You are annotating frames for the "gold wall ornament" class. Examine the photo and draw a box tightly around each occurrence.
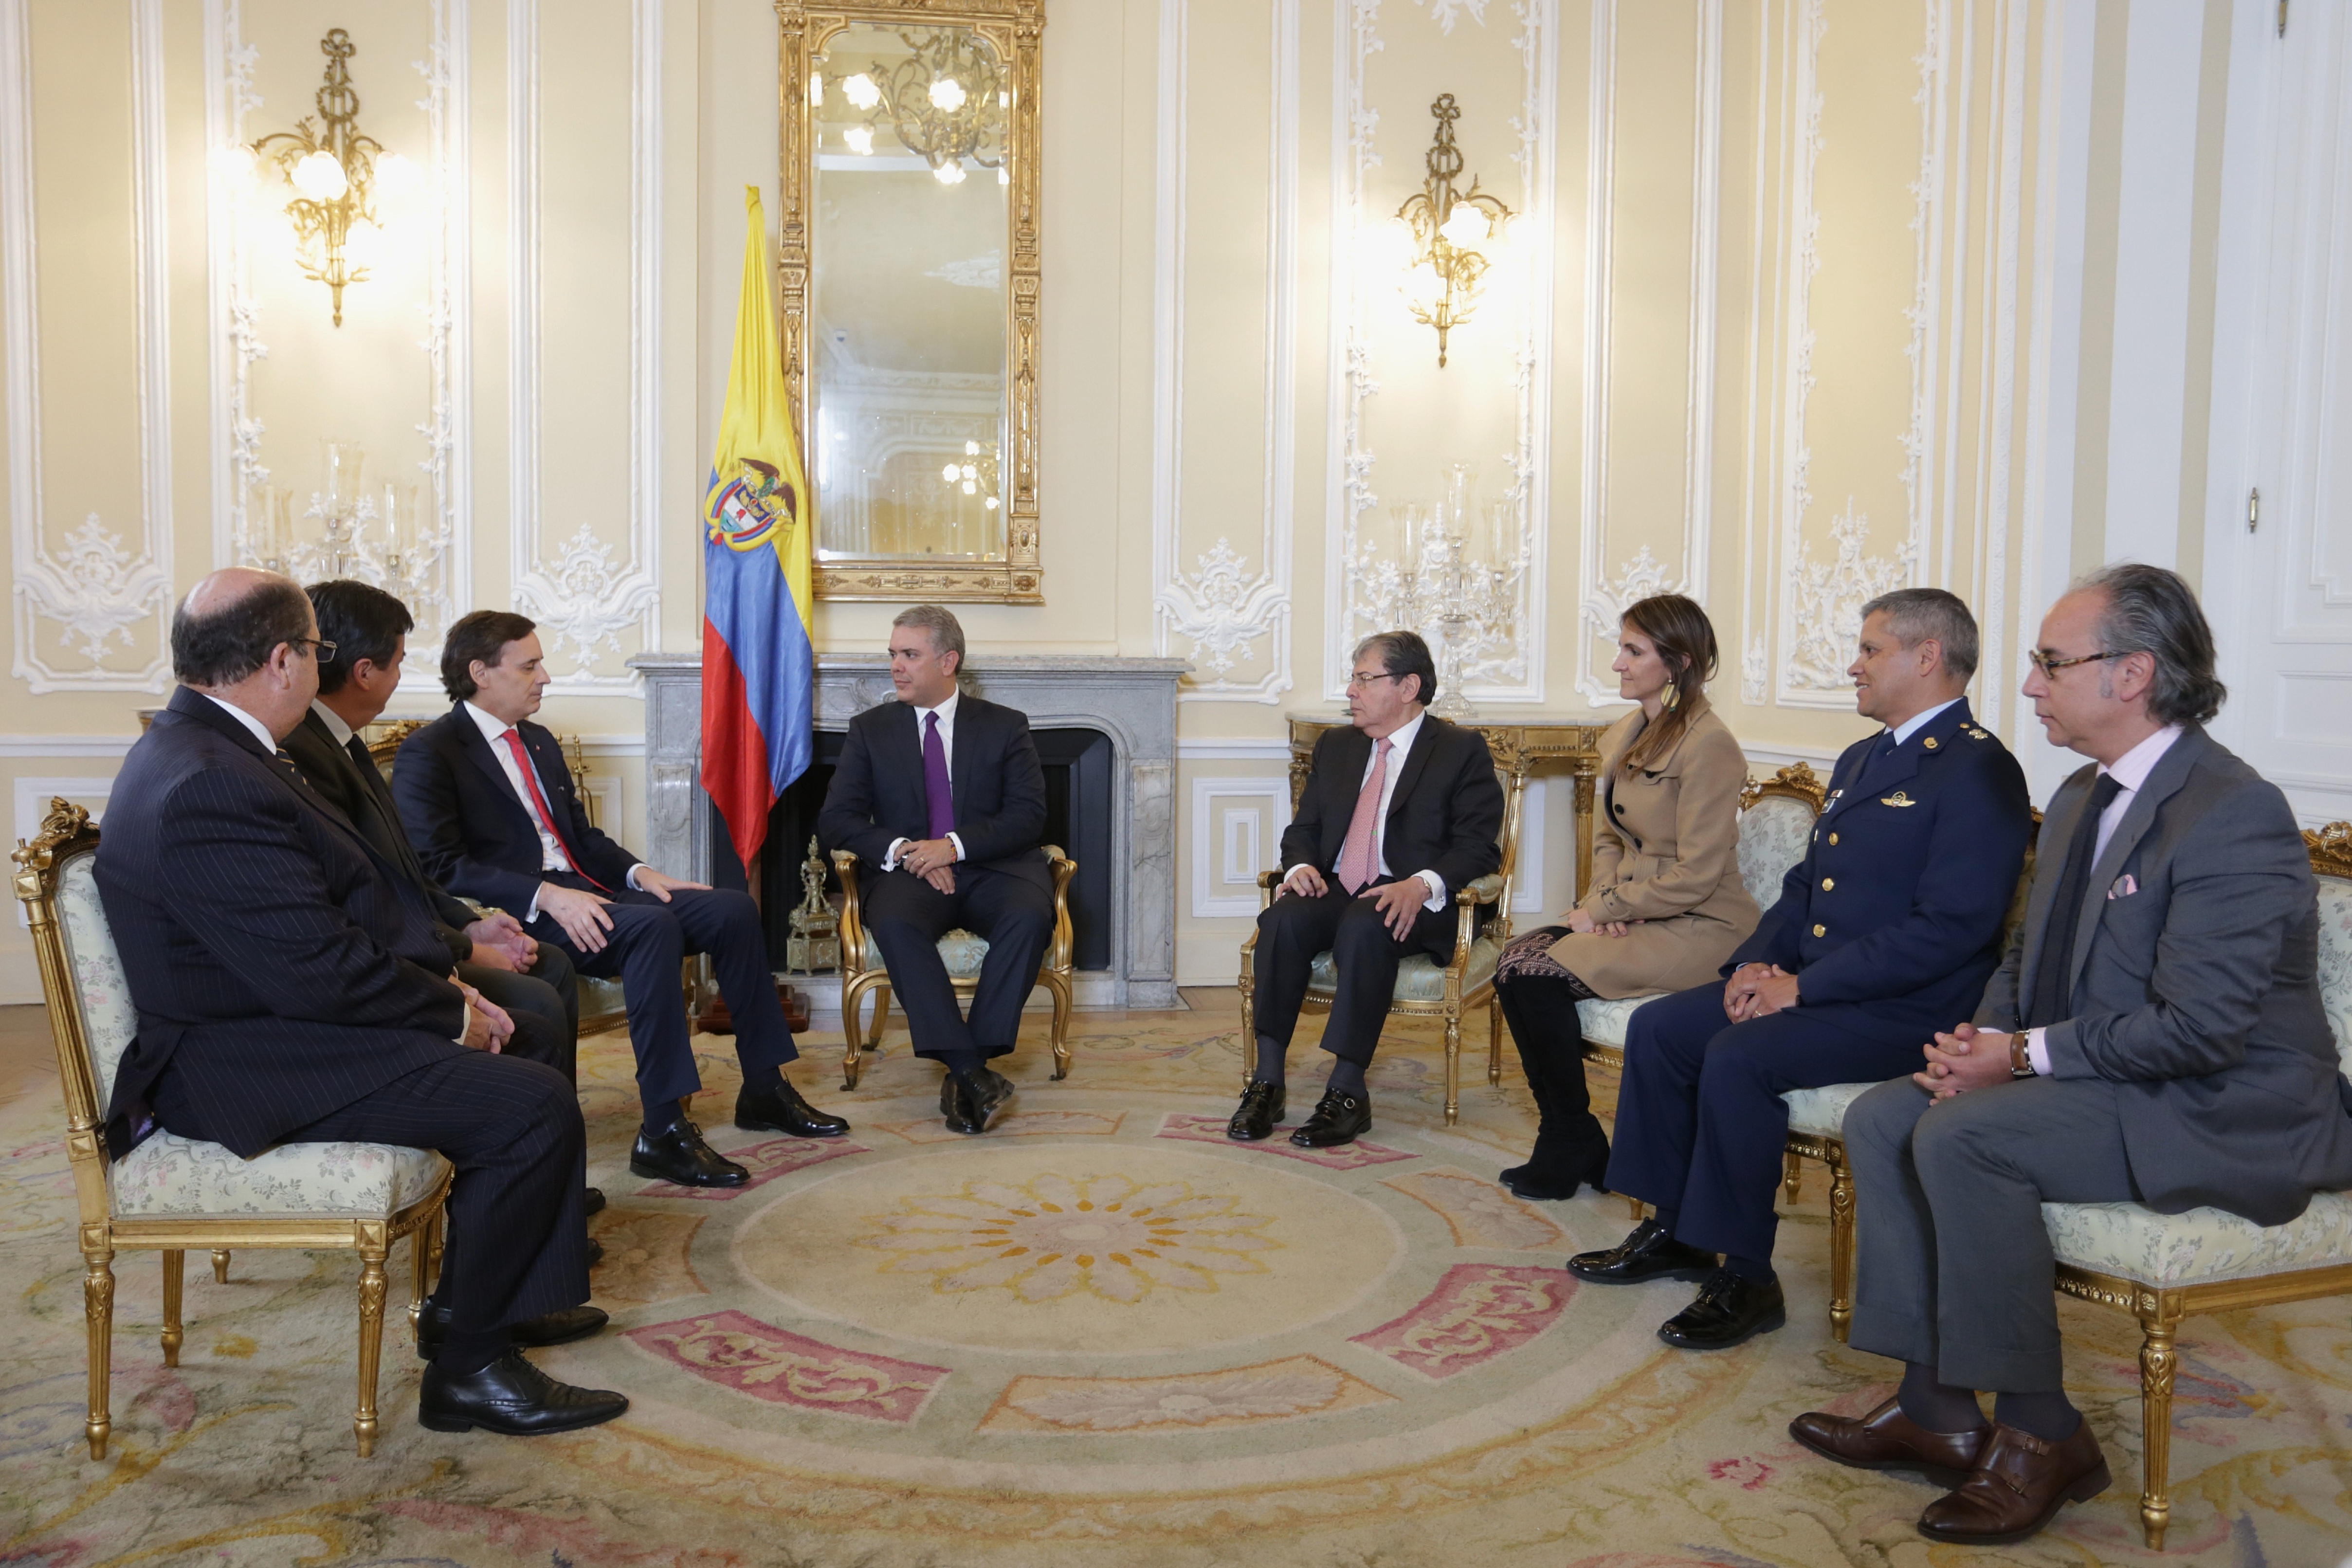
[1392,93,1514,368]
[779,0,1045,604]
[249,29,417,327]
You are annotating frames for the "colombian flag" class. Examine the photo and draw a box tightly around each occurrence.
[701,186,814,872]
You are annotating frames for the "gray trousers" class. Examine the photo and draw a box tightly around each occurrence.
[1845,1074,2138,1392]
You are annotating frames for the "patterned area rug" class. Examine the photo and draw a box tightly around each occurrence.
[3,1003,2349,1567]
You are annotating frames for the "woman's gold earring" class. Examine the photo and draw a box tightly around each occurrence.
[1660,681,1681,711]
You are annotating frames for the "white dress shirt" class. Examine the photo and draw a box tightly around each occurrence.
[463,701,647,915]
[310,697,357,747]
[1283,710,1448,910]
[202,693,281,754]
[1887,696,1963,748]
[2022,723,2185,1074]
[884,689,968,871]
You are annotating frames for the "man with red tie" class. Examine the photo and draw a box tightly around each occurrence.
[395,610,848,1188]
[816,606,1055,1134]
[1233,631,1504,1149]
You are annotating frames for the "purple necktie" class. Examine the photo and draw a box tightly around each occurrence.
[923,711,954,840]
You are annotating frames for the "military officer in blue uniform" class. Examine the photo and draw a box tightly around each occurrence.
[1570,587,2032,1350]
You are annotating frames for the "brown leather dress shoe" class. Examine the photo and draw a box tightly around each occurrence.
[1917,1420,2111,1545]
[1788,1397,1989,1487]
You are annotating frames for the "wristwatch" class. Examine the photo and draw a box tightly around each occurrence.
[2008,1034,2036,1079]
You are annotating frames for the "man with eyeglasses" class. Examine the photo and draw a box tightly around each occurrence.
[1794,564,2352,1546]
[96,569,626,1439]
[1233,630,1504,1148]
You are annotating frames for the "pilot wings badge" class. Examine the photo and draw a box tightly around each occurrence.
[1878,789,1918,807]
[707,456,795,553]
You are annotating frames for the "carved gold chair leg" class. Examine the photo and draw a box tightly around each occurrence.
[211,1249,230,1284]
[82,1245,113,1460]
[1825,1144,1856,1344]
[1236,954,1258,1095]
[838,971,889,1090]
[1485,995,1503,1086]
[1046,972,1073,1080]
[353,1233,389,1459]
[2135,1295,2184,1550]
[1442,1014,1462,1126]
[408,1208,441,1333]
[160,1249,184,1368]
[1783,1149,1804,1204]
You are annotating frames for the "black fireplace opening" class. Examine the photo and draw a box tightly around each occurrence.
[707,726,1116,974]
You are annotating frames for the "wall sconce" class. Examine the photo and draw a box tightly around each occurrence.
[823,28,1009,188]
[250,28,416,327]
[1393,93,1513,368]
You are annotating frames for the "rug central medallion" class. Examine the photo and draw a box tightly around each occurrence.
[853,1171,1280,1304]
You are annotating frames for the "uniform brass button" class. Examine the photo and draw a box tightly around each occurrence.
[1811,923,1826,937]
[1828,832,1839,845]
[1924,735,1939,750]
[1821,877,1835,891]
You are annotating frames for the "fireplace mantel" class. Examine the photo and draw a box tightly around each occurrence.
[628,653,1187,1008]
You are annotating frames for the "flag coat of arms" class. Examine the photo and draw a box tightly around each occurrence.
[701,186,814,873]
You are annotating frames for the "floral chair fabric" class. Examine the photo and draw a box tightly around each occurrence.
[1308,937,1502,1004]
[2042,1190,2352,1288]
[55,847,452,1222]
[1781,1079,1877,1139]
[1577,787,1823,1050]
[865,929,996,981]
[2313,875,2352,1071]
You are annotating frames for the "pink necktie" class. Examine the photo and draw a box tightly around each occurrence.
[1336,737,1392,894]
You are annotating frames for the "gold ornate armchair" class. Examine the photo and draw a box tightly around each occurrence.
[1235,746,1533,1127]
[12,802,450,1459]
[830,846,1079,1089]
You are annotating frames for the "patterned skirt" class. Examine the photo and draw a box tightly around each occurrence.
[1493,926,1598,997]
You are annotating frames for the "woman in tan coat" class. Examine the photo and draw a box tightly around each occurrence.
[1494,594,1759,1200]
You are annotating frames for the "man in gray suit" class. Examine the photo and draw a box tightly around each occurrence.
[1787,563,2352,1546]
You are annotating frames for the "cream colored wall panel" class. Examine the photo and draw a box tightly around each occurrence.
[1153,0,1297,704]
[5,0,173,693]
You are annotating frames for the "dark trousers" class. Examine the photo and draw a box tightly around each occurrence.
[861,866,1053,1061]
[459,940,576,1083]
[283,1051,586,1337]
[529,878,795,1109]
[1251,886,1456,1066]
[1605,982,1922,1262]
[1495,968,1609,1175]
[1846,1076,2138,1392]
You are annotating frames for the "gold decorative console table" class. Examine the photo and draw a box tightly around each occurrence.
[1284,715,1614,900]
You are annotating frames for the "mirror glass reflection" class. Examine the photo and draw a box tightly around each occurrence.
[811,22,1009,562]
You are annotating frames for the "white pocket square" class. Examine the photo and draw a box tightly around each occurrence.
[2106,874,2138,900]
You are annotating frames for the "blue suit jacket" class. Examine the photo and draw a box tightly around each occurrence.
[394,706,643,911]
[1728,697,2032,1040]
[95,688,467,1159]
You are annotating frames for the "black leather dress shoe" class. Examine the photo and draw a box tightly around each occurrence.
[629,1118,749,1186]
[947,1068,1015,1133]
[1566,1217,1717,1284]
[585,1237,603,1269]
[416,1301,610,1362]
[1290,1088,1371,1148]
[582,1186,605,1218]
[1657,1268,1787,1349]
[735,1077,850,1138]
[1227,1081,1286,1141]
[418,1349,629,1436]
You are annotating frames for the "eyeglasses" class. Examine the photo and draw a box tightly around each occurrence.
[291,638,339,663]
[1346,671,1404,689]
[2025,647,2130,678]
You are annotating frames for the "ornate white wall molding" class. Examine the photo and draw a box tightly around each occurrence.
[1766,0,1827,707]
[508,0,662,691]
[1151,0,1297,703]
[1188,775,1291,918]
[414,0,474,640]
[5,0,174,694]
[1328,0,1552,704]
[1784,500,1914,691]
[204,0,261,570]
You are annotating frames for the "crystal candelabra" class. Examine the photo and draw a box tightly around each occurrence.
[1348,464,1529,719]
[240,440,450,620]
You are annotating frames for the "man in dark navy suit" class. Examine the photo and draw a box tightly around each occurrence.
[99,568,623,1436]
[1573,588,2032,1351]
[395,611,848,1190]
[817,605,1053,1134]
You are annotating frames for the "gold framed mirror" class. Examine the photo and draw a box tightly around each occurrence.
[778,0,1044,603]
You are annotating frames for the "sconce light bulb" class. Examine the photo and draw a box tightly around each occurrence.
[292,149,349,201]
[934,161,967,186]
[842,73,882,111]
[962,480,977,495]
[842,125,874,156]
[943,462,963,482]
[929,77,967,112]
[965,440,980,455]
[213,144,258,185]
[984,496,1000,510]
[1439,203,1488,248]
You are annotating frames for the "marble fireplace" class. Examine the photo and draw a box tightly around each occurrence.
[628,653,1187,1009]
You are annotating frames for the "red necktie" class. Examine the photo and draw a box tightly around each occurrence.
[501,728,610,893]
